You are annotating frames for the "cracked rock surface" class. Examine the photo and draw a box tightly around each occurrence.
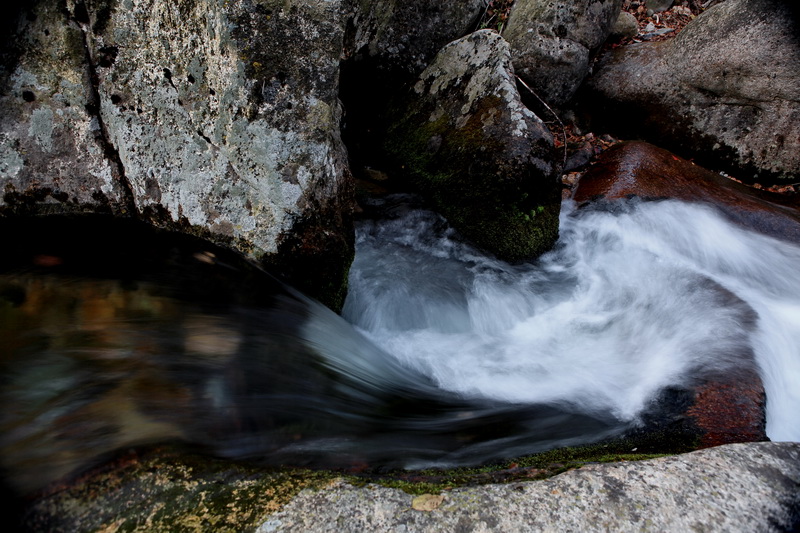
[0,0,354,308]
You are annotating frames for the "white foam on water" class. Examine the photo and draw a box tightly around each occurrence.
[343,197,800,440]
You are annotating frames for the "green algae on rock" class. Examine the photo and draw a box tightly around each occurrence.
[385,30,560,261]
[21,447,336,533]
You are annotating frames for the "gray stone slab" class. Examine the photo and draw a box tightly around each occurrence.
[258,442,800,532]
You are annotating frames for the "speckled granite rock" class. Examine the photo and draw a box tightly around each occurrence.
[0,2,127,215]
[257,442,800,532]
[342,0,484,78]
[384,30,560,260]
[503,0,623,108]
[584,0,800,184]
[0,0,354,308]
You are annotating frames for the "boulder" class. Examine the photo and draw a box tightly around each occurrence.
[384,30,561,261]
[610,10,640,40]
[503,0,623,108]
[573,141,800,244]
[584,0,800,184]
[20,442,800,532]
[0,0,355,309]
[257,443,800,532]
[646,0,674,14]
[342,0,485,78]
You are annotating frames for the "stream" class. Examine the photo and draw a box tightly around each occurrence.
[1,196,798,495]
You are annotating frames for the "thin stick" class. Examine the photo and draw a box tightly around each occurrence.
[515,75,567,170]
[476,0,492,30]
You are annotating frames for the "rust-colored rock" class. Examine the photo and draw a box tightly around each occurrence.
[687,369,768,448]
[573,141,779,447]
[574,141,800,244]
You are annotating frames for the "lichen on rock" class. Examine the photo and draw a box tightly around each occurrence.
[20,446,336,533]
[0,1,125,214]
[0,0,356,309]
[584,0,800,184]
[385,29,560,261]
[503,0,624,108]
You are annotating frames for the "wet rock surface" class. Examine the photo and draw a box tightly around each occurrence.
[585,0,800,183]
[384,30,560,261]
[573,141,800,244]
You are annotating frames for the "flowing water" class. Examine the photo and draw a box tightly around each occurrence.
[345,195,800,443]
[1,196,799,494]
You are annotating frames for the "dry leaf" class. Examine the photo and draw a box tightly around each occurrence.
[411,494,445,512]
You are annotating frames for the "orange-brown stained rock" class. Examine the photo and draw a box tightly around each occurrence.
[574,141,777,447]
[574,141,800,244]
[687,369,768,448]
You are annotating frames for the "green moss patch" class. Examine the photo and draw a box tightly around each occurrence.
[385,94,560,261]
[23,446,336,533]
[348,437,677,496]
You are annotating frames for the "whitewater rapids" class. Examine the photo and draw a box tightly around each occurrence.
[344,195,800,442]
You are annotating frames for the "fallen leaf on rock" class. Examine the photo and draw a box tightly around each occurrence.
[412,494,445,511]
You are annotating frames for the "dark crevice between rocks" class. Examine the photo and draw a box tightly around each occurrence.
[338,6,490,202]
[70,1,137,218]
[338,57,407,182]
[0,3,39,96]
[268,185,356,313]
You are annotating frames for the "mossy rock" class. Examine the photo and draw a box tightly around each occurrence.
[20,446,336,533]
[385,30,560,261]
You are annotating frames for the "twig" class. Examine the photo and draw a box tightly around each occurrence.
[515,75,568,170]
[476,0,492,30]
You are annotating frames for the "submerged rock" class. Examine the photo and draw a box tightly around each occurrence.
[384,30,560,261]
[584,0,800,184]
[0,0,354,309]
[572,142,792,448]
[503,0,623,108]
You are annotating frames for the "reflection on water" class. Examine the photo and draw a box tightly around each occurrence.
[1,275,212,492]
